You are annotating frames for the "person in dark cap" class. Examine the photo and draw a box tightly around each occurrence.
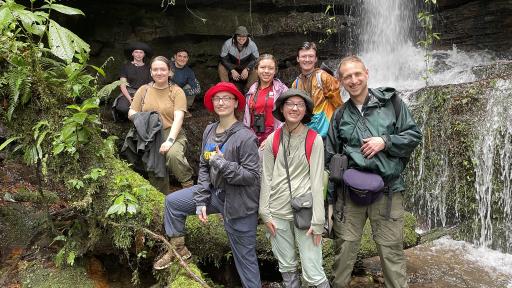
[154,82,261,288]
[218,26,259,92]
[113,42,152,121]
[259,88,330,288]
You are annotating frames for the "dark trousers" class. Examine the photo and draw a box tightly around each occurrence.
[164,185,261,288]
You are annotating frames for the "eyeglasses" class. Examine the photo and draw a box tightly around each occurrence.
[212,96,236,103]
[284,101,306,110]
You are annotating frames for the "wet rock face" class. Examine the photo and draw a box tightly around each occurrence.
[435,0,512,51]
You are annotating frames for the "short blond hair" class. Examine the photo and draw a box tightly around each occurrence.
[337,55,367,77]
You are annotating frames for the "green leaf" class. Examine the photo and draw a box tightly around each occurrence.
[48,20,75,61]
[0,7,14,30]
[106,205,119,216]
[0,136,21,151]
[124,193,137,203]
[53,235,67,242]
[114,195,125,205]
[41,4,84,16]
[71,112,88,125]
[66,250,76,265]
[89,65,106,77]
[66,104,81,111]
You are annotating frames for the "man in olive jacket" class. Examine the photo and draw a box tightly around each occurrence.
[325,56,422,288]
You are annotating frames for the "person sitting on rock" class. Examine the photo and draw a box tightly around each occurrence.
[127,56,194,192]
[171,48,201,109]
[218,26,259,92]
[112,42,152,121]
[153,82,261,288]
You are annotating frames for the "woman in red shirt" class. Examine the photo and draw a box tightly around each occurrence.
[243,54,288,145]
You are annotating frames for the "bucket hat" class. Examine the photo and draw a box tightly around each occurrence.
[204,82,245,112]
[234,26,249,36]
[124,42,153,60]
[272,88,313,124]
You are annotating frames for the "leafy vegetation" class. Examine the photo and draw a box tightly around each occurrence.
[417,0,440,85]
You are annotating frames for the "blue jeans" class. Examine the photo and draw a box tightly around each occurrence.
[163,185,261,288]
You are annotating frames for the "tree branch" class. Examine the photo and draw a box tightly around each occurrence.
[106,221,210,288]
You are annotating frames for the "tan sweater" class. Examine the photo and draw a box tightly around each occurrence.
[259,127,325,234]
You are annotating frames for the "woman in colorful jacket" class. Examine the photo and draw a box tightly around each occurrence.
[154,82,261,288]
[243,54,288,145]
[259,88,329,288]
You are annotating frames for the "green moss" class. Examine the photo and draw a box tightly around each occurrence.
[168,262,206,288]
[19,261,95,288]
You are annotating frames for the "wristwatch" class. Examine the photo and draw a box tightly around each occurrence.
[167,138,175,145]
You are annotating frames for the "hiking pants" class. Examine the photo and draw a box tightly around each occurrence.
[217,63,258,92]
[163,185,261,288]
[332,192,407,288]
[266,217,328,286]
[149,129,193,192]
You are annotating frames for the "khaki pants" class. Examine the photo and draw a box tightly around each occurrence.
[218,63,258,92]
[266,218,328,286]
[332,192,407,288]
[148,128,193,194]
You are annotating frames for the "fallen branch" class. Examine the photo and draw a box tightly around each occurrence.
[106,221,210,288]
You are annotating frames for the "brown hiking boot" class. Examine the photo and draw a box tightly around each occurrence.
[153,236,191,270]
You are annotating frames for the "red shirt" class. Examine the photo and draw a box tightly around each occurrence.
[249,85,274,144]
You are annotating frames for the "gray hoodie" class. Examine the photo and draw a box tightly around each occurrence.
[194,121,260,220]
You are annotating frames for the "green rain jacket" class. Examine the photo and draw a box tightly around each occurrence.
[325,87,422,197]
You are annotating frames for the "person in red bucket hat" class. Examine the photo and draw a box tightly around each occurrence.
[154,82,261,288]
[203,82,245,112]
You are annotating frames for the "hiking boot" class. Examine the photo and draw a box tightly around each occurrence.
[153,236,192,270]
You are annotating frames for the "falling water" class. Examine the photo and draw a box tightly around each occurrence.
[473,79,512,252]
[358,0,422,89]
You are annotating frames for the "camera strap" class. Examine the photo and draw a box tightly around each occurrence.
[251,85,271,119]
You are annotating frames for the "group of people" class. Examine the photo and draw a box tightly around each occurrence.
[119,25,422,288]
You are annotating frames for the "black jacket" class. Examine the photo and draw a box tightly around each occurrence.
[121,112,167,177]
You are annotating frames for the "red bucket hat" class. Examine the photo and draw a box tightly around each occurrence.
[204,82,245,112]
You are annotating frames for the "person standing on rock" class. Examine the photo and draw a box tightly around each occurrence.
[259,88,330,288]
[325,55,422,288]
[154,82,261,288]
[218,26,259,92]
[292,41,342,138]
[171,48,201,109]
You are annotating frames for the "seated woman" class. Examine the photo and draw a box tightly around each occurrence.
[243,54,288,145]
[259,89,329,288]
[128,56,194,192]
[153,82,261,288]
[113,42,152,121]
[170,48,201,109]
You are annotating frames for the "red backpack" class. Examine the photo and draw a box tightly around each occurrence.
[272,127,318,164]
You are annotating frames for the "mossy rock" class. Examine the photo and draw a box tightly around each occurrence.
[185,211,418,277]
[18,261,95,288]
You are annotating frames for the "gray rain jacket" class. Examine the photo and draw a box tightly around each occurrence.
[195,121,260,220]
[121,111,167,177]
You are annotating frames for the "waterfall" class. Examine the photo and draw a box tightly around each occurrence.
[358,0,424,89]
[473,79,512,252]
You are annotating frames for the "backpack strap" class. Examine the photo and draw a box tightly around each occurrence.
[293,77,299,89]
[390,92,401,120]
[272,127,282,160]
[305,128,317,164]
[315,71,323,90]
[272,127,317,165]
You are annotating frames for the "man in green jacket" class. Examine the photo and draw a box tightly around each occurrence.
[325,56,422,288]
